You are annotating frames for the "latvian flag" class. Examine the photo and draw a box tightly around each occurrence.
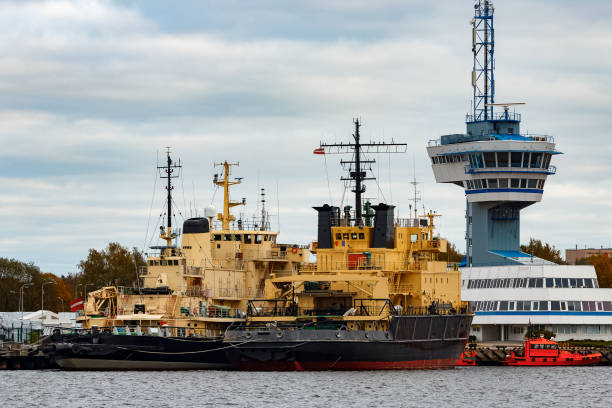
[70,297,84,312]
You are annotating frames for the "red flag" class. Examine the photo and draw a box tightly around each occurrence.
[313,147,325,155]
[70,297,84,312]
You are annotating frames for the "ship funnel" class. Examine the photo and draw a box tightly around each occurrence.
[313,204,336,249]
[371,203,395,249]
[183,217,210,234]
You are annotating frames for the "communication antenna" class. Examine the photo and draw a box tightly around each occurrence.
[471,0,495,121]
[157,147,182,246]
[315,118,407,226]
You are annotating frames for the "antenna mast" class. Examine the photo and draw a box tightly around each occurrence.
[471,0,495,122]
[316,118,407,226]
[158,147,182,246]
[213,161,245,230]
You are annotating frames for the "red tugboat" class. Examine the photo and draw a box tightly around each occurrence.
[502,337,601,366]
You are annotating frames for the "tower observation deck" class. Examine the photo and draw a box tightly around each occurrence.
[426,0,561,267]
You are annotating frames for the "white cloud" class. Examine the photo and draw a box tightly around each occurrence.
[1,0,611,272]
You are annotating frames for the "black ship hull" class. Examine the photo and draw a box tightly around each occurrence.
[51,331,232,370]
[224,314,473,371]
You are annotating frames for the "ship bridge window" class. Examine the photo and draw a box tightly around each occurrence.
[244,234,252,244]
[585,279,594,288]
[213,234,222,241]
[351,233,358,240]
[520,179,527,188]
[359,233,365,239]
[527,179,538,189]
[554,278,562,288]
[568,301,581,311]
[539,301,549,310]
[569,278,577,288]
[510,178,520,188]
[483,152,496,168]
[343,233,349,240]
[497,152,509,167]
[511,152,523,168]
[545,278,553,288]
[336,233,342,240]
[498,178,508,188]
[161,260,167,266]
[499,301,509,311]
[234,234,242,241]
[255,235,262,244]
[487,179,498,189]
[543,153,552,169]
[224,234,232,241]
[410,234,418,243]
[551,301,561,311]
[603,301,612,311]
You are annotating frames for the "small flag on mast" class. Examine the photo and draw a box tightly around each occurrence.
[313,148,325,155]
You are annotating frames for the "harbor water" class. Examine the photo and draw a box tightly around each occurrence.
[1,367,610,407]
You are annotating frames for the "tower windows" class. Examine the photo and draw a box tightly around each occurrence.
[511,152,522,167]
[483,152,496,168]
[497,152,509,167]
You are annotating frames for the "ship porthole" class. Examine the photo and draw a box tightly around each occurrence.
[365,333,369,339]
[276,332,283,339]
[245,332,252,339]
[336,332,341,338]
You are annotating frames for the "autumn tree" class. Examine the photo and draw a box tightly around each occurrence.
[520,238,564,264]
[444,241,465,263]
[77,242,146,291]
[577,255,612,288]
[0,258,42,312]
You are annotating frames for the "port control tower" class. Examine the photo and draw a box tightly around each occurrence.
[426,0,561,267]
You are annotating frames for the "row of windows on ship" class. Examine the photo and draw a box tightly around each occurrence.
[471,300,612,313]
[211,233,276,244]
[432,151,553,170]
[464,277,599,289]
[464,177,545,190]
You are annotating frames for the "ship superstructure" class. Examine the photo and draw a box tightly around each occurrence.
[426,0,561,267]
[224,120,472,370]
[79,151,309,337]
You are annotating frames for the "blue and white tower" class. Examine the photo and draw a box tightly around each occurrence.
[427,0,561,267]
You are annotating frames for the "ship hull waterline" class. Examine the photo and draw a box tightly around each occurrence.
[228,339,466,371]
[52,334,233,371]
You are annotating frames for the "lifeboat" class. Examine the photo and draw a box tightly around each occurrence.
[502,337,601,366]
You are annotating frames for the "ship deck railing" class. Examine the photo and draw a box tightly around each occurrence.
[51,326,226,339]
[246,298,397,319]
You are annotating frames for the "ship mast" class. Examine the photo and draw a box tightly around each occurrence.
[213,161,244,230]
[317,118,407,226]
[158,147,181,246]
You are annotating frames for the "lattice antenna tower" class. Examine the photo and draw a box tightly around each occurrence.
[471,0,495,122]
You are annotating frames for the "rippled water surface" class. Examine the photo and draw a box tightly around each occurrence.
[1,367,610,407]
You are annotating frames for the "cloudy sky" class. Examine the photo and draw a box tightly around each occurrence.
[1,0,611,276]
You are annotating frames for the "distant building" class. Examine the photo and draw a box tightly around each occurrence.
[566,248,612,265]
